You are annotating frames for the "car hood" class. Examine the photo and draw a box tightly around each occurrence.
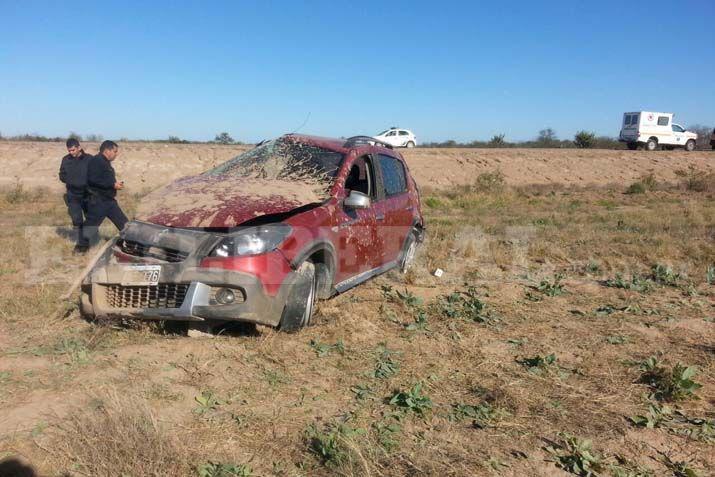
[135,174,328,228]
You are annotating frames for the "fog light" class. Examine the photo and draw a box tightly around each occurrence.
[215,288,235,305]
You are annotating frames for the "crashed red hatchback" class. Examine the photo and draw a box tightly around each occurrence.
[80,134,425,331]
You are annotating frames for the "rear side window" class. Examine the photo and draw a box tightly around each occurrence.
[399,130,409,136]
[657,116,669,126]
[378,154,407,196]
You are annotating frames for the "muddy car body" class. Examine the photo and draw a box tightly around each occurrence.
[80,134,424,331]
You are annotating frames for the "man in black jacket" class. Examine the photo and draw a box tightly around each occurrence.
[58,138,91,253]
[83,140,128,246]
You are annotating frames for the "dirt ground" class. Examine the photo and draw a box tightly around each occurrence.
[0,144,713,476]
[1,141,713,193]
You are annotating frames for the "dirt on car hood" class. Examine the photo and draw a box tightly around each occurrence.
[136,174,328,228]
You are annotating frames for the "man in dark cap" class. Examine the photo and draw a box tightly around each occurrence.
[58,138,92,253]
[83,140,128,246]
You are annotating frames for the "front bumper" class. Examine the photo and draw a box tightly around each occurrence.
[84,266,294,326]
[81,222,297,327]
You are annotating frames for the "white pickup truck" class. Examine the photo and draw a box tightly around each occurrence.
[619,111,697,151]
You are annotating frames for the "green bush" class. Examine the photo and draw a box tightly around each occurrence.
[625,182,646,194]
[474,170,505,192]
[574,131,596,149]
[489,133,506,147]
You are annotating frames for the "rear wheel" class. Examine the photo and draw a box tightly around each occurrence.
[627,142,638,150]
[645,138,658,151]
[279,261,317,332]
[684,140,696,152]
[406,141,415,148]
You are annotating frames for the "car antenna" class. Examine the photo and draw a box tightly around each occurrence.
[289,112,311,135]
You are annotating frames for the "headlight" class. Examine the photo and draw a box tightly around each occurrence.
[209,224,292,257]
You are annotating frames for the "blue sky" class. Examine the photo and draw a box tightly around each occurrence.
[1,0,713,142]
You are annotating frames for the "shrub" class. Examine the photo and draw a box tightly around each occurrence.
[675,165,715,192]
[489,133,506,147]
[573,131,596,149]
[474,170,505,192]
[423,197,444,208]
[197,462,252,477]
[306,421,365,467]
[545,433,604,476]
[625,182,646,194]
[639,357,701,401]
[389,383,432,416]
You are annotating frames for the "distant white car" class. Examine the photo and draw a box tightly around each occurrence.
[619,111,698,151]
[374,128,417,148]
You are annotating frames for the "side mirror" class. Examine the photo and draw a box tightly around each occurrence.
[344,190,371,209]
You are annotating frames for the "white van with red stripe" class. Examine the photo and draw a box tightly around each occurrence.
[619,111,697,151]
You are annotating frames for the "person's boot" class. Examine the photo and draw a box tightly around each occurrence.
[73,244,89,254]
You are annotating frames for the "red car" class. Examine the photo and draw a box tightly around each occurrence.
[80,134,425,331]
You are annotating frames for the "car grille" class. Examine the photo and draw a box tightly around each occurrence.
[104,283,190,309]
[118,239,189,263]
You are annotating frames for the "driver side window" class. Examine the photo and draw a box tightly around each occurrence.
[344,156,376,198]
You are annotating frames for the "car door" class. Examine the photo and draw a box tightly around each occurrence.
[334,155,383,285]
[672,124,685,146]
[375,153,413,264]
[383,130,398,147]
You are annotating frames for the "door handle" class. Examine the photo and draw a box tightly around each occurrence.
[404,206,413,211]
[376,214,385,221]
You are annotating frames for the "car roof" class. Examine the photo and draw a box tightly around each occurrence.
[284,133,398,156]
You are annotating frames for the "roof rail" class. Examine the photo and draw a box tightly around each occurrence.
[343,135,393,149]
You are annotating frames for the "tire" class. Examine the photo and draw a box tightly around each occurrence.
[684,140,695,152]
[406,141,415,148]
[627,142,638,150]
[645,138,658,151]
[79,290,95,321]
[279,261,317,332]
[399,231,419,273]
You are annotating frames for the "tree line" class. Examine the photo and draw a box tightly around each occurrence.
[1,127,712,149]
[421,126,714,149]
[0,131,242,145]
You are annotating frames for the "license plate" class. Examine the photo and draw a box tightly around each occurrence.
[121,265,161,286]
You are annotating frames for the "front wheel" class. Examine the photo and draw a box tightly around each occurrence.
[405,141,415,148]
[279,261,317,332]
[399,232,419,273]
[684,140,696,152]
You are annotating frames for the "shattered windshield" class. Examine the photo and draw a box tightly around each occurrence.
[207,138,344,181]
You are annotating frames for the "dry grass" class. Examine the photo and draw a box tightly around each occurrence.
[52,391,190,477]
[0,180,713,476]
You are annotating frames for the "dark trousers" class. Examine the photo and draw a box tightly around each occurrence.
[83,196,128,246]
[64,193,89,247]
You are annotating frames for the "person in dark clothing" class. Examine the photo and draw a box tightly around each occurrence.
[58,138,92,253]
[83,140,128,246]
